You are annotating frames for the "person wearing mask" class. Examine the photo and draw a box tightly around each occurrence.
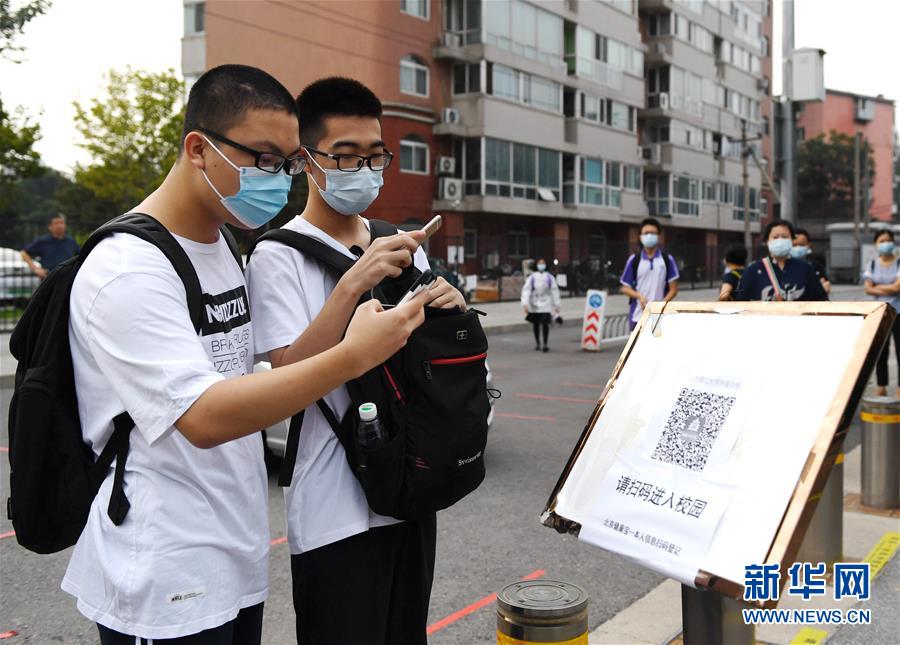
[718,243,747,301]
[736,219,827,302]
[61,65,427,645]
[791,227,832,294]
[245,77,463,645]
[21,214,80,278]
[619,218,679,329]
[521,258,561,352]
[863,229,900,397]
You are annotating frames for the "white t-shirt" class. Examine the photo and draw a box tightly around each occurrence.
[62,232,269,639]
[245,216,429,555]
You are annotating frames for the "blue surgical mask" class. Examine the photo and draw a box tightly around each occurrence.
[537,263,547,272]
[641,233,659,248]
[768,238,793,258]
[201,137,291,228]
[790,245,810,259]
[307,152,383,216]
[878,241,896,256]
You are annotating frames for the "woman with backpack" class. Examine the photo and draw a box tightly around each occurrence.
[521,258,561,352]
[863,229,900,397]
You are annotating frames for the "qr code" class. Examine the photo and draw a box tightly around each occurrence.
[651,388,736,472]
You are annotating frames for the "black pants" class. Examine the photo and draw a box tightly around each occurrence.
[876,315,900,386]
[97,602,264,645]
[291,515,437,645]
[531,313,551,347]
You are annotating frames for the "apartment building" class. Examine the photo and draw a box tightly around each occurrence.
[182,0,771,285]
[795,90,896,242]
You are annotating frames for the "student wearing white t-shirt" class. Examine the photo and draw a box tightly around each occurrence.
[63,66,428,645]
[245,77,466,645]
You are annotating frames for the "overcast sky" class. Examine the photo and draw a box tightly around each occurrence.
[1,0,897,173]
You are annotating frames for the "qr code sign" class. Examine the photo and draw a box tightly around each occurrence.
[651,388,736,472]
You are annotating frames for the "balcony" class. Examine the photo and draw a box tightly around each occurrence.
[433,30,483,62]
[645,93,705,120]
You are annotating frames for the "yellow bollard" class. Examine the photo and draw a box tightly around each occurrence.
[497,580,588,644]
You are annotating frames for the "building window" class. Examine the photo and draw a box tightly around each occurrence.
[507,226,529,258]
[184,2,204,35]
[453,63,481,94]
[625,165,642,191]
[400,55,429,97]
[487,64,561,113]
[400,0,429,20]
[484,0,562,68]
[464,226,477,258]
[482,137,560,200]
[399,136,429,174]
[672,174,700,216]
[568,156,624,208]
[645,174,670,215]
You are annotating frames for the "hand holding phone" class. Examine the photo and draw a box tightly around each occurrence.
[421,215,442,241]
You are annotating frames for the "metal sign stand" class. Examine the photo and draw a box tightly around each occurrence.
[681,585,755,645]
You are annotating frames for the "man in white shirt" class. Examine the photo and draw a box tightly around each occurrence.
[64,65,428,645]
[245,77,465,645]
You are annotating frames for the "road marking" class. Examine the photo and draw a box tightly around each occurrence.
[270,536,287,546]
[0,531,15,540]
[0,630,18,639]
[516,393,596,404]
[862,531,899,579]
[426,569,546,636]
[789,627,828,644]
[494,412,556,422]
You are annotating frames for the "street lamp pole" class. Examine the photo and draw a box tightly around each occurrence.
[742,119,752,254]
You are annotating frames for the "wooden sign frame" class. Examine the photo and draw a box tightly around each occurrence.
[541,301,894,607]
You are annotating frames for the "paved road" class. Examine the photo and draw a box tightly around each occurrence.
[0,325,658,643]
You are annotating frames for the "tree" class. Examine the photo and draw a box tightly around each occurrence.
[72,67,184,217]
[797,130,875,222]
[0,0,49,183]
[0,0,50,61]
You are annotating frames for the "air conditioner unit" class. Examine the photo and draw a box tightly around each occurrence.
[441,32,461,48]
[438,177,463,201]
[654,42,667,55]
[658,92,669,109]
[642,145,660,164]
[856,98,875,122]
[636,145,644,160]
[436,156,456,176]
[757,77,769,92]
[441,107,461,124]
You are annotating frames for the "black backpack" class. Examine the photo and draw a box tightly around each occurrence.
[7,213,241,554]
[248,221,490,519]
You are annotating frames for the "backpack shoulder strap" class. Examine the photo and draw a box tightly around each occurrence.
[220,225,243,270]
[86,213,204,334]
[368,219,399,241]
[250,228,356,277]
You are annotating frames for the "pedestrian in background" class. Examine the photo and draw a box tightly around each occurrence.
[20,214,80,278]
[718,243,747,301]
[521,258,560,352]
[619,217,679,329]
[792,227,832,295]
[863,229,900,397]
[736,219,827,302]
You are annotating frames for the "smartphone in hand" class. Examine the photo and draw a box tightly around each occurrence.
[397,270,437,305]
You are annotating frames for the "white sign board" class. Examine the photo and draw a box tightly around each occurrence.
[546,303,889,592]
[580,290,607,351]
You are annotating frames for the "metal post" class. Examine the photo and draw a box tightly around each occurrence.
[853,132,861,265]
[681,586,754,645]
[497,580,588,644]
[862,139,871,235]
[860,397,900,509]
[796,453,844,570]
[742,119,752,254]
[781,0,796,222]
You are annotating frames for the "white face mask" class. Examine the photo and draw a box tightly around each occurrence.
[306,152,383,216]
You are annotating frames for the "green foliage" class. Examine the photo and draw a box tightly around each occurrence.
[72,67,184,216]
[797,129,875,221]
[0,97,42,182]
[0,0,50,61]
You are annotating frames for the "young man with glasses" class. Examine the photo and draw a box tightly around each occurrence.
[62,65,427,644]
[245,77,465,644]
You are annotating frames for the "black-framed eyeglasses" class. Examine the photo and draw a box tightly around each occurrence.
[197,127,307,176]
[304,146,394,173]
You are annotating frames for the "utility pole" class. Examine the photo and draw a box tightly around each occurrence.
[742,119,752,254]
[781,0,796,222]
[862,138,870,234]
[853,132,861,265]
